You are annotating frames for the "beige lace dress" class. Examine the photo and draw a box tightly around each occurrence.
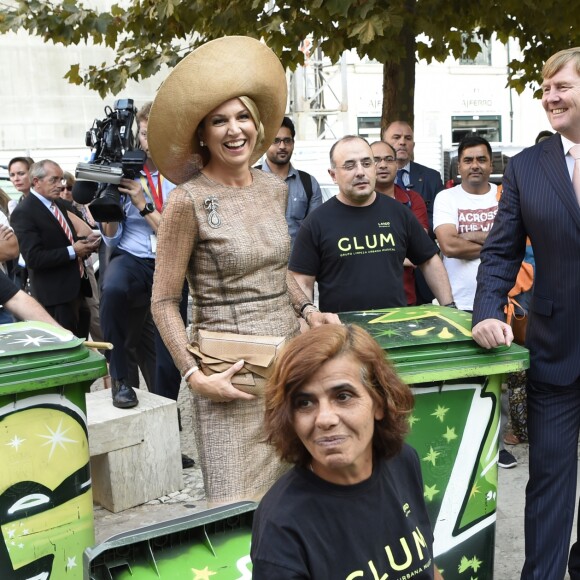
[152,168,300,504]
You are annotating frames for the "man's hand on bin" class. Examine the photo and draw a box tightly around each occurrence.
[472,318,514,349]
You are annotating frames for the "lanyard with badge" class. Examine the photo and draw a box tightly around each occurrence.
[140,167,164,212]
[139,168,164,254]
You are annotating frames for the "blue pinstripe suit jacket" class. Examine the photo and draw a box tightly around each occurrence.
[472,133,580,386]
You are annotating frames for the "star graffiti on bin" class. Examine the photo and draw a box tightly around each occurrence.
[422,446,441,466]
[37,419,78,459]
[408,414,420,427]
[442,426,457,443]
[192,566,217,580]
[458,555,483,574]
[9,333,57,347]
[431,404,450,422]
[6,435,26,451]
[424,483,440,502]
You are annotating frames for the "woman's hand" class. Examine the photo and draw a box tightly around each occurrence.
[306,310,342,327]
[186,359,256,403]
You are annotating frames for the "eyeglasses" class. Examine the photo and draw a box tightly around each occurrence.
[373,155,397,164]
[338,159,374,171]
[273,137,293,146]
[63,185,73,191]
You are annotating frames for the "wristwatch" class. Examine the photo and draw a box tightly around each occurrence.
[139,202,155,217]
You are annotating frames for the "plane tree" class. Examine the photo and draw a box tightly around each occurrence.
[1,0,578,129]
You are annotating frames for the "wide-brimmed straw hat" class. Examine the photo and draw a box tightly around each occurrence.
[148,36,287,184]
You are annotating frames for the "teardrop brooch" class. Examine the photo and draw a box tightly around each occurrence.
[204,196,221,228]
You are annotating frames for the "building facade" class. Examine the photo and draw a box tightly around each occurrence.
[0,29,549,180]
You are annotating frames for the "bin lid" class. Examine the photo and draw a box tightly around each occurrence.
[0,322,106,392]
[339,305,529,384]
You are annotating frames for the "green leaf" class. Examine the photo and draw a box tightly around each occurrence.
[110,4,124,17]
[64,63,82,85]
[349,18,384,45]
[325,0,352,18]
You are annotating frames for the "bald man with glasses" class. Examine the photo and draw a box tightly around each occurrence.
[289,135,453,314]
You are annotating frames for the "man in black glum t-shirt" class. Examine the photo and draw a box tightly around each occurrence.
[289,135,454,314]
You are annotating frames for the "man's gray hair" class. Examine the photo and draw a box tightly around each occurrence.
[29,160,61,182]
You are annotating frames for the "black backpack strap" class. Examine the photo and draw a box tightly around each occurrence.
[257,165,313,203]
[297,170,313,202]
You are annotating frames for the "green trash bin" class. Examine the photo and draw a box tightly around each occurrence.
[86,502,257,579]
[340,305,529,580]
[0,321,107,580]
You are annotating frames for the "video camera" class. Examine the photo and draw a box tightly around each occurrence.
[74,98,146,222]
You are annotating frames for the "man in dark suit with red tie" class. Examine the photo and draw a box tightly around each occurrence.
[472,47,580,579]
[11,160,99,337]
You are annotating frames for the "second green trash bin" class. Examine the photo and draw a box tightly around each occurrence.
[340,305,529,580]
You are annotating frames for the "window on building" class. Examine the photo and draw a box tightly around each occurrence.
[357,116,381,140]
[451,115,501,144]
[460,35,492,66]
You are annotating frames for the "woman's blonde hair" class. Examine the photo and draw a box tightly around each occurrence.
[0,188,10,215]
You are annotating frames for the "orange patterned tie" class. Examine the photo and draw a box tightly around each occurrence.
[570,144,580,206]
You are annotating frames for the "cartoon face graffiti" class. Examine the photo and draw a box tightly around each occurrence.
[0,395,94,579]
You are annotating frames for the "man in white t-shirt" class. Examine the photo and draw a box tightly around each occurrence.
[433,136,498,311]
[434,136,518,471]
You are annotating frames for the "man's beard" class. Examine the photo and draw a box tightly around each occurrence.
[269,153,290,166]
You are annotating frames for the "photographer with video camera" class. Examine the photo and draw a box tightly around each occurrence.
[93,101,180,409]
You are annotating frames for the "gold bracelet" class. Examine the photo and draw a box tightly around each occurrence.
[302,304,319,323]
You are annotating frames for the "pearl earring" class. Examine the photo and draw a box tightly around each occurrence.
[200,140,205,147]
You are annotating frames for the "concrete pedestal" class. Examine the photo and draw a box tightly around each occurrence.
[86,389,183,513]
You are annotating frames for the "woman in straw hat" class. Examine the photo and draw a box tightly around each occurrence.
[149,36,339,504]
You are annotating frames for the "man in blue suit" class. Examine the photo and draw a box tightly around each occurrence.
[382,120,444,235]
[472,47,580,579]
[383,121,444,304]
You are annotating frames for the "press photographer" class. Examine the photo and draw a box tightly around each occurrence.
[94,101,182,411]
[73,99,146,222]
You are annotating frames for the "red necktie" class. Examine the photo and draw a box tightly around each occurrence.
[51,203,84,276]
